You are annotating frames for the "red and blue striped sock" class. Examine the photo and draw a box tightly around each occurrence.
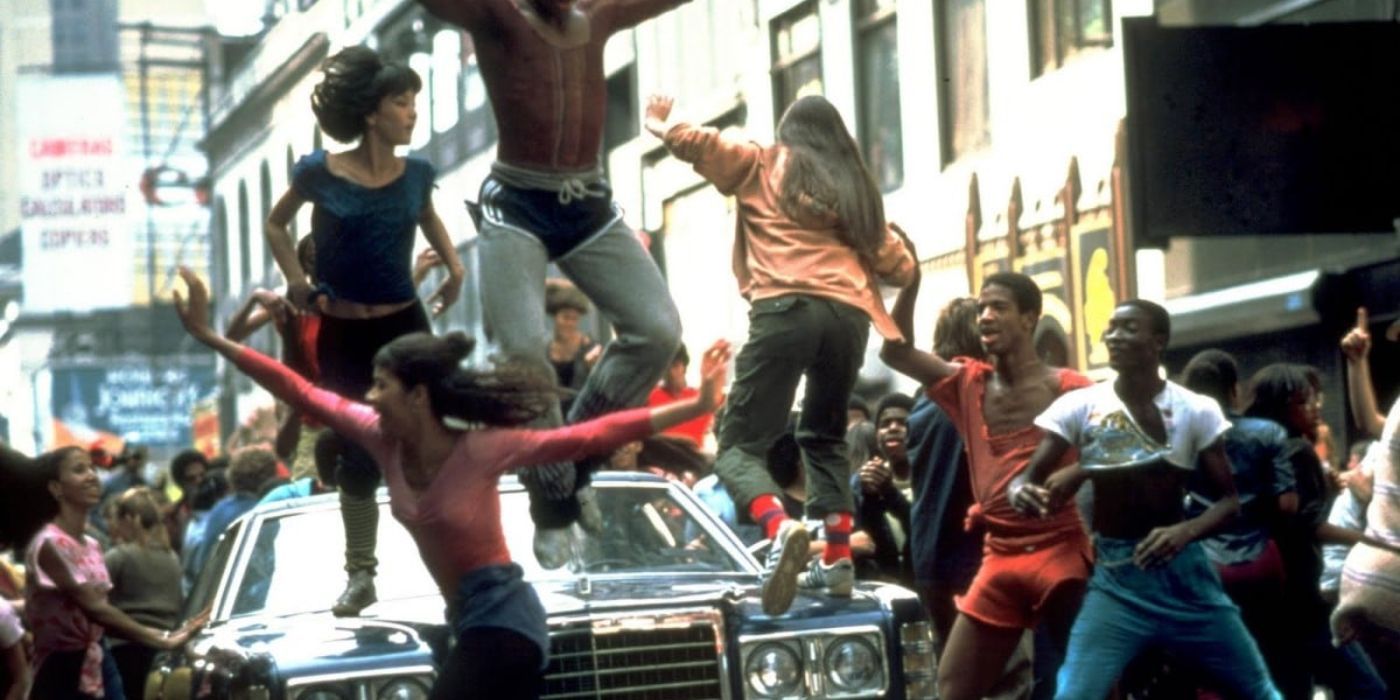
[823,512,853,564]
[748,494,788,541]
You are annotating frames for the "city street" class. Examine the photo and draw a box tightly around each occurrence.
[0,1,1397,698]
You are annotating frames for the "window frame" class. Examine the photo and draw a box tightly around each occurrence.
[853,0,903,191]
[935,0,991,166]
[1028,0,1114,78]
[770,0,824,122]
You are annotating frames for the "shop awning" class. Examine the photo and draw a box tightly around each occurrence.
[1164,270,1320,348]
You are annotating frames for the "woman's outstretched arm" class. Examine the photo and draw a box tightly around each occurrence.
[173,267,384,454]
[484,341,732,474]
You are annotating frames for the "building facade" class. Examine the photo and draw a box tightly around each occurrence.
[0,0,217,456]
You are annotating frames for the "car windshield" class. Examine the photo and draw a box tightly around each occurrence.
[504,482,749,577]
[226,482,750,619]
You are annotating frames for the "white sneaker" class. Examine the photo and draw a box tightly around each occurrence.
[798,557,854,597]
[760,520,811,616]
[533,527,572,570]
[577,486,604,535]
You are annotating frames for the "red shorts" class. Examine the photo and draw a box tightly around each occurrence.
[1215,538,1285,601]
[956,529,1093,629]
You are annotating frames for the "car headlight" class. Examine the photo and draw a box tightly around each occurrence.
[145,666,193,700]
[824,635,883,692]
[744,642,803,697]
[377,678,431,700]
[900,620,937,700]
[295,687,352,700]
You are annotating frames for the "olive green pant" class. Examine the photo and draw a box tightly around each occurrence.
[713,294,869,521]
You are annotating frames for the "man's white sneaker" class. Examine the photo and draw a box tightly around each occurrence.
[576,486,604,535]
[533,526,572,570]
[760,520,811,616]
[798,557,854,597]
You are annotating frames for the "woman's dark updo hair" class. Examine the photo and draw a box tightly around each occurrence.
[374,332,557,427]
[311,46,423,143]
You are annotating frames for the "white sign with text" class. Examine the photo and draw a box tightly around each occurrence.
[18,74,135,313]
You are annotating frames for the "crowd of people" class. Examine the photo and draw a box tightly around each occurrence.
[0,0,1397,697]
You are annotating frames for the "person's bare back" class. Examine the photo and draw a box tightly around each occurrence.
[419,0,687,171]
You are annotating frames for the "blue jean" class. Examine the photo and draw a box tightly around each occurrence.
[1055,538,1280,700]
[100,638,124,700]
[476,180,681,528]
[451,564,549,669]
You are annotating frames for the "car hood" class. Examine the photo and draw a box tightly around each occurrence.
[531,574,894,624]
[196,574,902,677]
[196,598,449,680]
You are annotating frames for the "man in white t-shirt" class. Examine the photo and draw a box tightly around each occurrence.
[1012,299,1280,700]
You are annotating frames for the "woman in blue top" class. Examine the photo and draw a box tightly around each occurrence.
[262,46,467,616]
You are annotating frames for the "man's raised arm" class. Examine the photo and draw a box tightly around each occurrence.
[1341,307,1385,437]
[878,228,961,387]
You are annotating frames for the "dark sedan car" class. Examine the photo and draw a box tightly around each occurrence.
[145,472,936,699]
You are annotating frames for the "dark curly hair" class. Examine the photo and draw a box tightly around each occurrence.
[982,272,1042,318]
[874,392,915,426]
[169,448,209,488]
[311,46,422,143]
[374,332,558,427]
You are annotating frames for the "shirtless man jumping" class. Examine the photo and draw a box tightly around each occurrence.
[881,264,1093,700]
[417,0,686,567]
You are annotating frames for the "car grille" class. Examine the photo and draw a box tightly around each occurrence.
[541,611,725,700]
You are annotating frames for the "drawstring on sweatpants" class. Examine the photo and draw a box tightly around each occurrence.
[557,178,607,205]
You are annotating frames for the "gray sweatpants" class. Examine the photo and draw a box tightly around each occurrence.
[476,168,681,528]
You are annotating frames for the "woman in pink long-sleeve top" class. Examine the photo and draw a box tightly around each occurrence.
[172,268,730,700]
